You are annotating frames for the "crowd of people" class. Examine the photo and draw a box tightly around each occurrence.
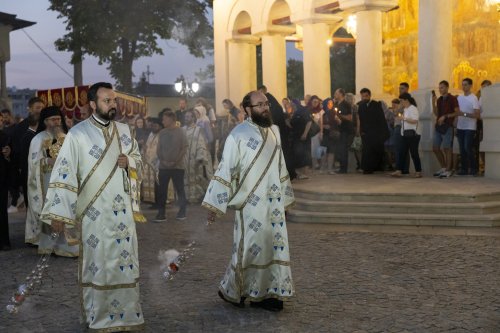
[0,77,496,330]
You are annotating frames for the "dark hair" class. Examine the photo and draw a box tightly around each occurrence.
[179,97,187,102]
[399,92,417,107]
[158,107,172,119]
[336,88,346,97]
[222,99,234,108]
[462,78,473,86]
[399,82,410,89]
[88,82,113,103]
[0,108,11,115]
[242,91,256,110]
[481,80,492,86]
[161,109,176,120]
[391,98,400,104]
[439,80,449,87]
[360,88,371,95]
[28,97,43,108]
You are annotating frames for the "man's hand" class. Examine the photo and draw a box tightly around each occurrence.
[206,211,217,226]
[437,115,446,125]
[47,158,56,166]
[1,146,11,159]
[117,154,128,169]
[51,220,65,233]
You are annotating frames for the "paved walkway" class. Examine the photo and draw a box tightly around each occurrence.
[1,205,499,332]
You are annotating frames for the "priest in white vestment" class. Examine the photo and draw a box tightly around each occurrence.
[41,83,145,332]
[202,91,295,312]
[183,110,213,203]
[26,106,78,257]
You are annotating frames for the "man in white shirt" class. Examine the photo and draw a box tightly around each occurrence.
[456,78,480,176]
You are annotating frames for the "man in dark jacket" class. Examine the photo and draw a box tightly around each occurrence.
[0,114,12,250]
[357,88,390,174]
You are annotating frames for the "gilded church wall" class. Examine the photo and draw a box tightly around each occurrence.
[382,0,499,96]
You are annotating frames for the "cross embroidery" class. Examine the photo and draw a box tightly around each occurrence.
[89,263,98,275]
[249,243,262,256]
[246,137,259,150]
[249,219,262,232]
[217,192,228,204]
[51,194,61,207]
[85,206,101,221]
[86,234,100,249]
[89,145,103,159]
[247,194,260,206]
[120,134,132,146]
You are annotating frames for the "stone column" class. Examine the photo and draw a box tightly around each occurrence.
[261,34,287,100]
[302,22,331,98]
[0,60,6,98]
[480,84,500,180]
[355,10,383,96]
[412,0,453,175]
[227,39,257,104]
[417,0,452,90]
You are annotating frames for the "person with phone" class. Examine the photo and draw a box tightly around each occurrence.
[431,80,459,178]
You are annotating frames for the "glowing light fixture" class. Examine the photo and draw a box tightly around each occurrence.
[346,15,357,38]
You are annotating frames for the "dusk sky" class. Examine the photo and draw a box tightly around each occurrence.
[3,1,303,91]
[2,1,215,90]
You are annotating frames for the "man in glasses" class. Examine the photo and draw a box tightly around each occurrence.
[203,90,295,312]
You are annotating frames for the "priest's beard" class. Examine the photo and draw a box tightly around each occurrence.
[48,125,63,137]
[96,106,117,121]
[251,109,273,128]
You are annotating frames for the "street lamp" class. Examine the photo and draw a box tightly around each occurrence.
[174,75,200,97]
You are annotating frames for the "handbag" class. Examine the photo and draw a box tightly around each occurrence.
[350,136,362,151]
[308,119,320,138]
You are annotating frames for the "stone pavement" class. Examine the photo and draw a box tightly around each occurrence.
[1,204,500,333]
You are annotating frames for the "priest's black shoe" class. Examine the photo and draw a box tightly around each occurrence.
[218,291,245,308]
[250,298,283,312]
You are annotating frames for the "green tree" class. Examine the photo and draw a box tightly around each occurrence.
[330,28,355,95]
[194,64,214,83]
[50,0,213,92]
[286,59,304,100]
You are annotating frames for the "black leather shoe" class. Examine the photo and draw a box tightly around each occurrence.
[218,291,245,308]
[250,298,283,312]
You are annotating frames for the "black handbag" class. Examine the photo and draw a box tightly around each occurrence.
[403,129,416,137]
[308,119,320,138]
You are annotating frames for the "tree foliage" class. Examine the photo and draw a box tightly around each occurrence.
[50,0,213,92]
[286,59,304,100]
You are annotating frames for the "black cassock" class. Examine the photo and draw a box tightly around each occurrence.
[357,100,390,173]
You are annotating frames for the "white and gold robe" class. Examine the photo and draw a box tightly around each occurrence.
[184,125,213,203]
[202,119,295,303]
[26,131,78,257]
[40,117,145,332]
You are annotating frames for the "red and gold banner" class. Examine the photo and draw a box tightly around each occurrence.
[37,86,146,123]
[62,86,77,111]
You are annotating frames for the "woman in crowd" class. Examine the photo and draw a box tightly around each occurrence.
[306,95,324,170]
[346,93,362,172]
[391,93,422,178]
[134,117,149,152]
[291,100,313,179]
[194,105,214,146]
[320,98,338,174]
